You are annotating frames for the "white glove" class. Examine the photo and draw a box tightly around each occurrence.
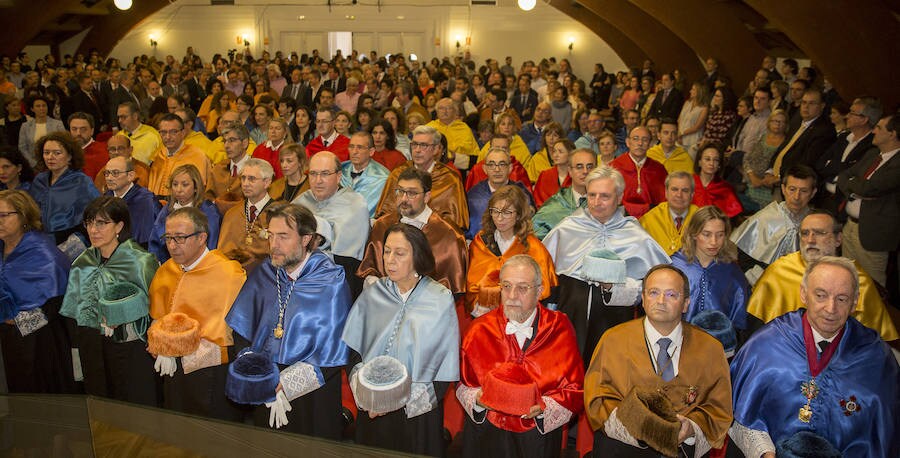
[154,355,177,377]
[265,390,292,429]
[100,323,115,337]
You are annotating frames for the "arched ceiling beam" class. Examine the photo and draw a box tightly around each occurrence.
[77,0,170,57]
[548,0,646,68]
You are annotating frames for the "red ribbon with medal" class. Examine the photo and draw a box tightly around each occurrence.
[798,314,844,423]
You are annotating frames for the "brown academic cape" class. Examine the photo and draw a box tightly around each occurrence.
[374,160,469,230]
[205,160,243,215]
[217,199,274,271]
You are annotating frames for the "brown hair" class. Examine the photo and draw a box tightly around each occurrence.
[34,131,84,172]
[480,185,533,253]
[0,189,42,232]
[680,205,737,263]
[168,164,206,208]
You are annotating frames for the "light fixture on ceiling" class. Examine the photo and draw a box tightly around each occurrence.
[518,0,536,11]
[114,0,132,10]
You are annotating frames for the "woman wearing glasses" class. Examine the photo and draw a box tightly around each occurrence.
[27,131,100,245]
[60,196,160,405]
[466,185,557,317]
[0,190,75,393]
[343,224,459,457]
[149,164,221,263]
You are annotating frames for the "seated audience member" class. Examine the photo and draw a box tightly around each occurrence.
[639,171,699,256]
[148,113,212,199]
[532,139,574,208]
[149,164,221,263]
[217,158,274,271]
[0,148,35,191]
[521,122,565,184]
[368,119,407,171]
[95,135,150,191]
[466,148,534,239]
[646,117,694,174]
[102,156,160,247]
[691,142,742,218]
[305,109,350,161]
[340,131,390,218]
[609,126,667,219]
[268,143,310,202]
[533,149,595,239]
[251,118,292,180]
[427,98,479,172]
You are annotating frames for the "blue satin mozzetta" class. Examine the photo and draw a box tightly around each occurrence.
[226,252,350,367]
[671,252,750,330]
[28,169,99,233]
[730,312,900,457]
[105,185,161,246]
[0,231,70,321]
[340,160,390,218]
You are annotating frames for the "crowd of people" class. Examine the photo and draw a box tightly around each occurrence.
[0,45,898,457]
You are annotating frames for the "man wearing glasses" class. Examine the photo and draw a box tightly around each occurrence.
[103,156,159,247]
[457,254,584,457]
[339,131,389,218]
[147,113,212,199]
[218,158,275,272]
[295,151,369,298]
[609,126,667,219]
[208,110,257,165]
[114,101,163,165]
[465,148,534,240]
[358,167,468,295]
[533,149,596,239]
[584,264,732,457]
[305,109,350,161]
[206,124,251,214]
[148,206,247,422]
[375,125,469,231]
[93,135,149,191]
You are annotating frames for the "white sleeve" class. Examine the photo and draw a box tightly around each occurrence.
[607,277,642,306]
[455,384,486,424]
[535,396,573,435]
[729,421,775,458]
[686,417,711,458]
[603,407,642,448]
[280,361,325,402]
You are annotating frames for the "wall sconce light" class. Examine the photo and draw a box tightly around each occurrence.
[455,35,462,52]
[149,35,158,48]
[242,34,250,47]
[568,37,575,51]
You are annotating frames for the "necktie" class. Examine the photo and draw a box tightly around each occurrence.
[292,85,299,100]
[675,216,684,231]
[248,205,258,223]
[350,170,363,179]
[505,320,534,344]
[323,139,329,148]
[817,340,830,353]
[400,216,425,229]
[231,165,237,177]
[772,123,809,176]
[656,337,675,381]
[863,154,883,179]
[578,197,587,207]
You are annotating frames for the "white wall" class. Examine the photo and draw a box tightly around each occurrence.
[107,0,626,80]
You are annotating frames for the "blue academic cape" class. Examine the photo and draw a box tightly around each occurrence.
[148,200,221,263]
[106,184,161,246]
[671,251,750,330]
[0,231,69,321]
[340,160,389,218]
[28,169,99,234]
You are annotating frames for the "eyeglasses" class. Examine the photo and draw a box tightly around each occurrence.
[0,211,19,218]
[103,169,131,177]
[645,288,682,302]
[484,161,510,169]
[410,141,437,149]
[161,232,201,244]
[84,219,113,229]
[500,281,540,296]
[394,188,424,198]
[308,170,339,179]
[571,163,596,171]
[489,207,516,218]
[223,136,243,144]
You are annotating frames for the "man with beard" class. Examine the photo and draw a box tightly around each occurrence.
[68,112,107,180]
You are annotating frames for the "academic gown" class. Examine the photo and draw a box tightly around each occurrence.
[465,232,557,313]
[543,208,670,364]
[730,312,899,457]
[149,201,221,263]
[646,145,695,174]
[149,249,246,421]
[532,187,584,240]
[205,160,244,215]
[464,156,533,194]
[372,148,407,171]
[106,184,161,247]
[251,142,285,179]
[459,306,584,458]
[268,176,309,203]
[609,154,667,219]
[82,140,109,182]
[217,199,272,272]
[428,119,479,164]
[29,169,100,244]
[226,254,351,440]
[692,175,743,218]
[147,143,212,198]
[533,166,571,209]
[342,277,460,457]
[639,203,699,256]
[584,319,733,456]
[730,201,806,266]
[306,134,351,162]
[357,210,468,294]
[340,161,390,218]
[746,252,898,342]
[0,231,76,394]
[671,252,750,331]
[465,180,534,240]
[60,240,159,406]
[375,161,469,231]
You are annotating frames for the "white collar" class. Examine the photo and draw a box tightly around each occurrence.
[572,188,586,203]
[403,205,433,226]
[320,130,339,144]
[669,207,689,220]
[644,318,683,355]
[229,154,249,172]
[286,252,311,280]
[629,154,647,168]
[247,194,271,210]
[488,180,509,193]
[265,139,285,150]
[113,182,134,198]
[810,325,836,346]
[181,248,210,272]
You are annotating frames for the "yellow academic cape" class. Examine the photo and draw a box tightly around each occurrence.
[748,252,899,341]
[647,144,695,174]
[522,147,552,184]
[375,161,469,230]
[477,134,531,166]
[147,143,212,197]
[584,319,732,448]
[207,136,257,165]
[118,124,164,165]
[149,249,246,361]
[639,202,699,255]
[184,131,214,163]
[427,119,479,161]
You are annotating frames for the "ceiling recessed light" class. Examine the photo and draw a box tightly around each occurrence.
[396,15,405,20]
[297,15,305,20]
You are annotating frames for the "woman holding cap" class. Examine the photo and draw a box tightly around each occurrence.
[342,224,459,457]
[60,196,160,406]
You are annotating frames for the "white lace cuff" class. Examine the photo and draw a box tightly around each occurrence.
[608,277,642,306]
[536,396,572,435]
[686,417,710,458]
[404,382,437,418]
[456,384,486,424]
[604,407,642,448]
[181,338,222,374]
[15,308,48,336]
[729,421,775,458]
[280,361,324,402]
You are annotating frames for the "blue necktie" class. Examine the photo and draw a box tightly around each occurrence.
[657,337,674,382]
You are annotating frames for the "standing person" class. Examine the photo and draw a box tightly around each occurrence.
[0,190,75,393]
[60,196,159,406]
[226,204,351,439]
[343,224,459,457]
[677,82,710,156]
[458,254,584,458]
[102,156,160,248]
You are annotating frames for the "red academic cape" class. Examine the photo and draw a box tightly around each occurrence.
[251,142,285,179]
[82,140,108,184]
[372,148,407,171]
[464,156,533,194]
[306,134,350,162]
[692,174,743,218]
[610,153,667,219]
[533,166,571,209]
[460,306,584,433]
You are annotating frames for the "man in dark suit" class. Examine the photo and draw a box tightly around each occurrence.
[161,70,189,105]
[184,69,207,113]
[647,73,683,120]
[108,70,143,130]
[282,68,307,104]
[837,113,900,287]
[703,57,719,92]
[509,74,539,122]
[67,72,104,130]
[814,96,882,214]
[770,88,836,180]
[324,66,345,95]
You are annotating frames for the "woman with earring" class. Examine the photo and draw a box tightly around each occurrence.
[343,224,459,457]
[60,196,160,406]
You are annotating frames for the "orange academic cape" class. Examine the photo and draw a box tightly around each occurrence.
[147,143,213,197]
[583,319,733,448]
[374,160,469,231]
[465,232,558,313]
[460,306,584,433]
[148,249,247,361]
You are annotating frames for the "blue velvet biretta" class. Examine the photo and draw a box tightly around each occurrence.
[776,431,841,458]
[225,348,280,405]
[690,309,737,357]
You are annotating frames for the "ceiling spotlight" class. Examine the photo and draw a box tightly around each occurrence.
[114,0,132,10]
[518,0,536,11]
